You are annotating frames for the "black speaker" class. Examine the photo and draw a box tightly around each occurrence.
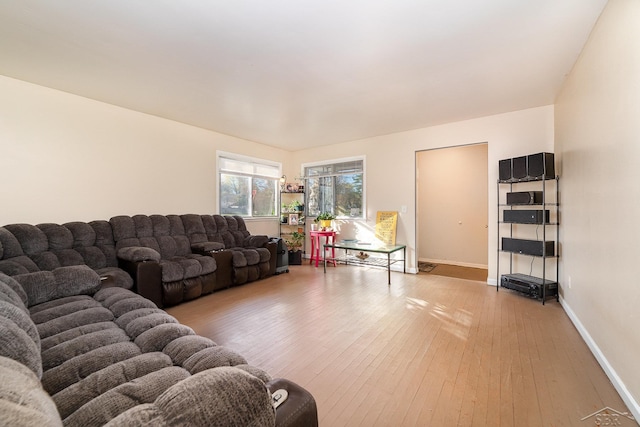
[512,156,527,180]
[503,210,550,224]
[502,238,555,257]
[506,191,543,205]
[499,159,512,182]
[527,152,555,180]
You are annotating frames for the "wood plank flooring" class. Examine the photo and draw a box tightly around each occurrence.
[166,264,632,426]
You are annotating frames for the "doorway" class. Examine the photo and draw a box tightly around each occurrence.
[416,143,488,279]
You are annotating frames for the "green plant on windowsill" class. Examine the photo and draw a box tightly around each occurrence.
[284,231,305,252]
[314,212,335,222]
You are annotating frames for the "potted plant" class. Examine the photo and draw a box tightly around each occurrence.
[314,212,335,229]
[284,231,305,265]
[288,200,304,212]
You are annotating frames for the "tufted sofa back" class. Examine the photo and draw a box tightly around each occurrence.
[110,214,193,259]
[180,214,255,249]
[0,221,117,276]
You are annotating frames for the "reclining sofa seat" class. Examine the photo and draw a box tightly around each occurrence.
[197,215,276,286]
[0,222,133,290]
[110,215,217,308]
[0,270,319,426]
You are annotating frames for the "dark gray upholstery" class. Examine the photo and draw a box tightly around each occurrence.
[186,214,274,286]
[0,222,133,290]
[110,215,218,307]
[0,248,317,427]
[0,214,275,308]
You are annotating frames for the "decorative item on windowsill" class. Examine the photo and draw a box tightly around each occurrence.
[355,251,369,261]
[314,212,335,231]
[284,231,305,265]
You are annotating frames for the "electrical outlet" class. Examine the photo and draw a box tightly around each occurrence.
[401,205,407,214]
[567,275,572,289]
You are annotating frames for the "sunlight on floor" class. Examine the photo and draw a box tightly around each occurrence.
[406,296,429,311]
[430,303,473,340]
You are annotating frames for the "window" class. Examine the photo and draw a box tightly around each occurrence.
[218,153,280,217]
[304,157,364,219]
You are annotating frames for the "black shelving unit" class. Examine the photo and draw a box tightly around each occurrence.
[279,189,306,256]
[497,175,559,304]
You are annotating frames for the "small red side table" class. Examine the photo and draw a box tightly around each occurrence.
[309,230,337,267]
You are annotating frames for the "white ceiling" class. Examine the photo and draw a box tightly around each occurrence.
[0,0,607,150]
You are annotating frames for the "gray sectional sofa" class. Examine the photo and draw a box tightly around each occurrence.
[0,268,317,426]
[0,214,277,308]
[0,215,317,426]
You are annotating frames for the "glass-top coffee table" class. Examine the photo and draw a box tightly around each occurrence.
[323,241,406,285]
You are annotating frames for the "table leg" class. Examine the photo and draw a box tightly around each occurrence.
[315,235,320,267]
[309,235,315,265]
[323,245,326,273]
[387,252,391,285]
[403,247,406,274]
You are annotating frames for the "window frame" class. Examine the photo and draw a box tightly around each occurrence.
[217,151,281,219]
[302,155,366,220]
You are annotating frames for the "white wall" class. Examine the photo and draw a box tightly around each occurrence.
[293,105,554,275]
[417,143,488,268]
[555,0,640,417]
[0,75,288,236]
[0,74,554,278]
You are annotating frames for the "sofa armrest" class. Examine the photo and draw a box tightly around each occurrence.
[191,241,225,254]
[116,258,163,308]
[14,265,101,307]
[244,234,269,248]
[265,240,277,276]
[211,250,233,289]
[117,247,161,263]
[267,378,318,427]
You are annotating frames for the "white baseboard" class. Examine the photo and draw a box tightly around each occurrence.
[560,296,640,422]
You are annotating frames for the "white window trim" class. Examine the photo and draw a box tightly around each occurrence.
[301,155,366,220]
[216,150,282,218]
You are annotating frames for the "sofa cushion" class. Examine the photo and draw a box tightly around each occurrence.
[0,300,40,349]
[103,367,275,427]
[0,312,42,378]
[0,255,39,275]
[41,341,142,395]
[159,255,216,282]
[0,356,62,427]
[117,246,161,263]
[124,312,179,340]
[0,273,28,309]
[36,306,115,340]
[4,224,48,256]
[41,328,131,371]
[30,297,102,324]
[95,266,134,289]
[41,321,119,352]
[162,335,217,366]
[52,352,174,420]
[15,265,101,307]
[134,323,195,353]
[63,366,191,427]
[182,346,248,374]
[114,307,167,330]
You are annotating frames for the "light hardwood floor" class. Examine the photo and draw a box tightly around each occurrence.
[167,264,632,426]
